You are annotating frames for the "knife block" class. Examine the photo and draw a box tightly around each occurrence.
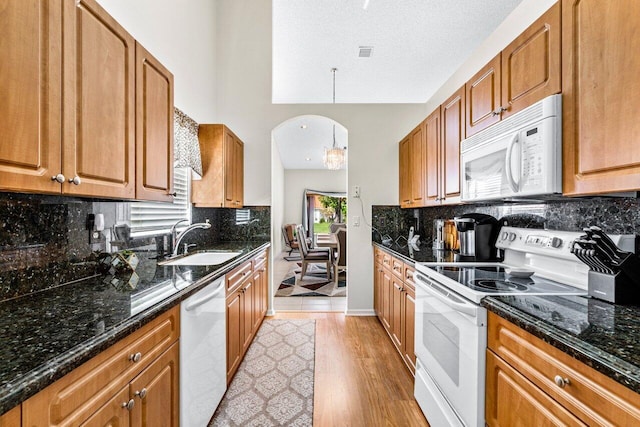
[588,269,640,304]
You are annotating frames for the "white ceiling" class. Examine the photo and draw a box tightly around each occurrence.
[272,0,524,169]
[272,0,524,104]
[274,116,348,170]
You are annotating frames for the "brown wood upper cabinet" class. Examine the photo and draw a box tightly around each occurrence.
[427,87,465,205]
[466,3,561,137]
[62,0,136,199]
[0,0,174,201]
[398,122,426,208]
[562,0,640,195]
[135,42,175,202]
[192,125,245,208]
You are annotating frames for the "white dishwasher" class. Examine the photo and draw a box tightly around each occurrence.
[180,276,226,427]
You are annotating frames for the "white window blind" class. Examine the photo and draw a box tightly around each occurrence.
[130,168,191,235]
[235,208,251,225]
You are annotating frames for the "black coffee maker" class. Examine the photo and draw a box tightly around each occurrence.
[453,213,499,262]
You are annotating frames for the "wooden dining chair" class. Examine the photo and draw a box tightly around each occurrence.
[296,225,333,279]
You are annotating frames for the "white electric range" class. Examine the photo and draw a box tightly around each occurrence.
[412,226,615,427]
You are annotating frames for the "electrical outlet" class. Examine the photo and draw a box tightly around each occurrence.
[353,216,360,227]
[353,185,360,198]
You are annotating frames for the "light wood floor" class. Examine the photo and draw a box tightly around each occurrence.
[272,312,429,427]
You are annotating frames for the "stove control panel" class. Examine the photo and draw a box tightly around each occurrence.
[524,235,563,249]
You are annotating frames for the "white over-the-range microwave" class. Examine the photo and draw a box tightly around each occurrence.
[461,94,562,202]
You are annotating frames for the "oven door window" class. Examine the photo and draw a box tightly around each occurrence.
[423,310,460,385]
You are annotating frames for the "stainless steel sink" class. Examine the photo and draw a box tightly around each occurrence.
[160,251,242,266]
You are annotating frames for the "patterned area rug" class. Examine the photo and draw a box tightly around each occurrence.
[209,319,315,427]
[276,263,346,297]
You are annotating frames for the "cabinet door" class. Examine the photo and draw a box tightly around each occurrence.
[233,136,244,207]
[409,124,426,206]
[486,351,586,427]
[253,269,264,331]
[424,108,441,205]
[0,0,62,194]
[80,386,131,427]
[129,343,179,427]
[373,261,383,318]
[381,269,393,332]
[242,278,255,352]
[391,278,403,349]
[62,0,136,199]
[223,130,236,207]
[135,42,174,202]
[226,290,242,384]
[398,136,412,207]
[466,54,501,137]
[402,285,416,374]
[0,405,21,427]
[562,0,640,195]
[441,87,465,204]
[501,3,560,119]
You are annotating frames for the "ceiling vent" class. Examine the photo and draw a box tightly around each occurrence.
[358,46,373,58]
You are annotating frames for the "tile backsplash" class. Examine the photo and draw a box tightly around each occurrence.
[372,196,640,251]
[0,192,270,301]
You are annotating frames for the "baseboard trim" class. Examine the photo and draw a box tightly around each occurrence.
[345,309,376,316]
[266,308,277,316]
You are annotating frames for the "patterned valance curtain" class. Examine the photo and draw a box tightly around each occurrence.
[174,107,203,179]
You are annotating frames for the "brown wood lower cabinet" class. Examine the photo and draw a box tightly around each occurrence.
[0,406,20,427]
[487,312,640,426]
[22,306,180,426]
[373,247,416,375]
[226,248,269,384]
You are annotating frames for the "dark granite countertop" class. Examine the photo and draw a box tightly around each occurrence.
[483,295,640,394]
[0,241,269,415]
[372,241,456,264]
[375,242,640,395]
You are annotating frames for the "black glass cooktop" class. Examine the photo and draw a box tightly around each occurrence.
[429,264,580,295]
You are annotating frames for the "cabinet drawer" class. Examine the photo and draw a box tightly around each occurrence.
[253,249,268,271]
[226,259,252,293]
[403,263,415,290]
[23,305,179,426]
[488,312,640,426]
[374,247,384,265]
[390,258,404,279]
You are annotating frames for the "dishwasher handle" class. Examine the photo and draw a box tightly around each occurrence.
[184,279,225,312]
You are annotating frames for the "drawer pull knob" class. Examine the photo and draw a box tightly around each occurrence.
[554,375,570,388]
[135,388,148,399]
[122,399,135,411]
[129,352,142,363]
[68,176,81,185]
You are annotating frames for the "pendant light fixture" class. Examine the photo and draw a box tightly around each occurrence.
[324,68,346,170]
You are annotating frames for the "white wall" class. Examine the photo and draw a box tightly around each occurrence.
[283,170,347,226]
[97,0,217,123]
[270,138,285,255]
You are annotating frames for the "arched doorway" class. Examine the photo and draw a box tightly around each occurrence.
[270,115,348,313]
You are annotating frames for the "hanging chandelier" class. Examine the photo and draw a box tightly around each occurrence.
[324,68,346,170]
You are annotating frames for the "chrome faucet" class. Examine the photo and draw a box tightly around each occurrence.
[171,219,211,256]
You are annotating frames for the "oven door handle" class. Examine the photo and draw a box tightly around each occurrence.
[414,273,479,319]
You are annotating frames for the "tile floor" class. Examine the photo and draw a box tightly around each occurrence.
[272,251,346,312]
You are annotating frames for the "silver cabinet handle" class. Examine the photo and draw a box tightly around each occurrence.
[554,375,570,388]
[129,352,142,363]
[51,174,65,183]
[135,388,148,399]
[68,176,81,185]
[122,399,135,410]
[492,106,508,116]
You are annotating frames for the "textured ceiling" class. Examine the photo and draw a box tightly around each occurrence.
[272,0,525,169]
[272,0,524,104]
